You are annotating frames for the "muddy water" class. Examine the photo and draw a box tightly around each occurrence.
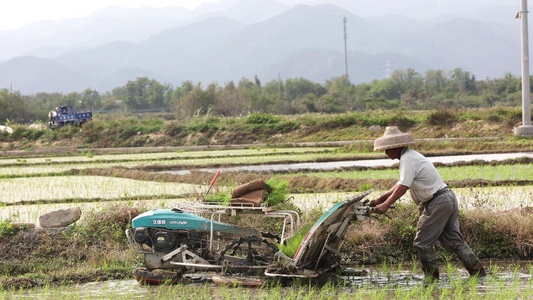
[162,152,533,174]
[8,261,531,299]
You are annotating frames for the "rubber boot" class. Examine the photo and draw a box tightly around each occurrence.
[454,244,486,277]
[419,248,439,284]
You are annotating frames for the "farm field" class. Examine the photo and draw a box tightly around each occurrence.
[1,145,532,226]
[2,180,532,225]
[0,147,376,176]
[1,145,533,297]
[0,147,339,165]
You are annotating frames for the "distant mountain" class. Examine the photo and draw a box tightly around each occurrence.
[282,0,516,19]
[186,4,389,83]
[0,57,91,93]
[197,0,290,24]
[0,0,523,94]
[0,6,191,62]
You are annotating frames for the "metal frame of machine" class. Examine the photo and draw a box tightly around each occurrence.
[126,189,376,284]
[125,199,301,276]
[264,189,373,279]
[173,200,300,246]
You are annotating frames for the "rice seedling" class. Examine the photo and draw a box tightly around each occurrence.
[455,186,533,211]
[0,176,202,204]
[278,222,314,257]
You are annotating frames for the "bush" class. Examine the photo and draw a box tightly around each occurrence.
[389,114,415,130]
[487,114,501,123]
[8,126,26,141]
[139,118,165,134]
[320,114,358,129]
[69,204,142,246]
[459,209,532,259]
[0,219,21,238]
[274,120,299,132]
[245,113,280,124]
[165,121,188,138]
[426,109,457,126]
[361,114,391,126]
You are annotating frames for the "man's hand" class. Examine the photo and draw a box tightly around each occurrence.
[372,203,389,214]
[369,199,381,207]
[371,184,408,214]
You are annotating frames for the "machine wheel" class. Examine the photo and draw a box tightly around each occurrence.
[217,235,279,273]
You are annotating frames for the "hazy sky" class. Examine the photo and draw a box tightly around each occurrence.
[0,0,219,31]
[0,0,517,31]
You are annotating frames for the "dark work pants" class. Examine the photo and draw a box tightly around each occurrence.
[414,190,465,252]
[413,190,484,277]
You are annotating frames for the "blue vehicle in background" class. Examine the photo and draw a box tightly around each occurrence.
[48,105,92,129]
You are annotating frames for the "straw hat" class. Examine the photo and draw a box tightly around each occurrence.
[373,126,414,151]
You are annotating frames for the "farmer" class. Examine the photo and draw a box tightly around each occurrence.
[369,126,486,282]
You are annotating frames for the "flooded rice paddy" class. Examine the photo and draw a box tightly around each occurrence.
[1,186,532,225]
[1,150,532,298]
[5,261,532,299]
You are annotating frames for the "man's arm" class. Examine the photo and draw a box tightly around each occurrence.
[372,184,409,214]
[369,186,395,206]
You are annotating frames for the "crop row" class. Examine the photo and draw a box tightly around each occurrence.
[0,147,337,166]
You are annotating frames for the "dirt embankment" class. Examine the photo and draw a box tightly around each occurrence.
[0,205,141,290]
[1,106,530,153]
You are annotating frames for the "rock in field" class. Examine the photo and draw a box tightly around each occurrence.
[39,206,82,228]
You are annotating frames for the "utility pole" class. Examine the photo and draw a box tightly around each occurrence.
[343,16,348,78]
[515,0,533,137]
[386,61,392,78]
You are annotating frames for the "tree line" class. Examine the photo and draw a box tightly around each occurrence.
[0,68,527,125]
